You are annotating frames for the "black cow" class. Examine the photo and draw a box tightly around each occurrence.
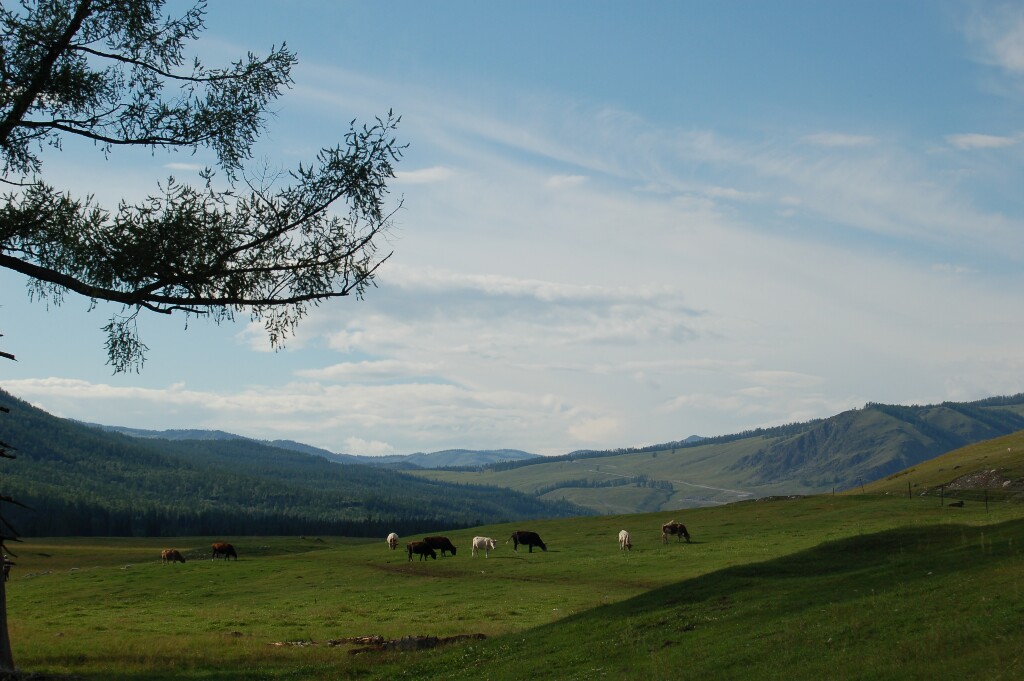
[407,541,438,561]
[661,521,691,544]
[422,536,457,557]
[508,530,547,553]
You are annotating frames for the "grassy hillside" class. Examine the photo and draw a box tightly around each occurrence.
[0,389,584,537]
[413,398,1024,514]
[7,493,1024,680]
[860,428,1024,500]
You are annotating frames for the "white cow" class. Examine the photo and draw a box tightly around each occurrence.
[386,532,399,550]
[618,529,632,551]
[472,536,497,558]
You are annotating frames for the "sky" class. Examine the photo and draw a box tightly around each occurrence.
[3,1,1024,457]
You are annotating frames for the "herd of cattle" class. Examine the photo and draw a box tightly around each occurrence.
[387,520,691,562]
[160,521,691,565]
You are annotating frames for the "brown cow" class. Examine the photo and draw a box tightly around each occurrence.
[407,541,437,561]
[161,548,186,564]
[661,520,691,544]
[422,536,457,557]
[212,542,238,560]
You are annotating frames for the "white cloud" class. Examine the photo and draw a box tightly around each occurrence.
[344,436,395,456]
[394,166,455,184]
[545,174,588,189]
[702,185,766,202]
[945,132,1020,149]
[567,416,620,443]
[741,370,824,390]
[931,263,974,275]
[965,4,1024,74]
[296,359,443,382]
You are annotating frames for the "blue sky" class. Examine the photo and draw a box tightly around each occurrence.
[3,1,1024,456]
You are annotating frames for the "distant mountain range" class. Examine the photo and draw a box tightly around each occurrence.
[86,423,541,469]
[408,395,1024,514]
[9,388,1024,529]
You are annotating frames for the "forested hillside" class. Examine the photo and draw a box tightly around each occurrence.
[414,396,1024,513]
[0,390,585,538]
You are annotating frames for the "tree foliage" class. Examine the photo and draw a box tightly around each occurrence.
[0,0,404,371]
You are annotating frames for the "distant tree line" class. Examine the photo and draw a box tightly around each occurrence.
[533,475,673,497]
[2,491,471,538]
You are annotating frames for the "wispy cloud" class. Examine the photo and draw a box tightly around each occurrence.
[802,132,878,148]
[163,162,205,172]
[545,174,588,189]
[945,132,1021,149]
[965,4,1024,74]
[394,166,455,184]
[296,359,444,382]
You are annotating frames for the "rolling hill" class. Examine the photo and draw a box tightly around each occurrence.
[88,423,540,468]
[410,395,1024,514]
[0,389,585,538]
[858,428,1024,501]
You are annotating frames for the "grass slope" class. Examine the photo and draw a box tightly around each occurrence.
[861,428,1024,499]
[7,493,1024,680]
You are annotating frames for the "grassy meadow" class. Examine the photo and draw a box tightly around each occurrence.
[7,493,1024,680]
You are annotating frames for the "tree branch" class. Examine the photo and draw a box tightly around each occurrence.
[0,0,95,148]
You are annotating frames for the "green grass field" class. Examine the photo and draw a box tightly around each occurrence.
[7,493,1024,680]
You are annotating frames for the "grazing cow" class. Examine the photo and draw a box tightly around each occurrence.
[618,530,633,551]
[407,541,437,562]
[507,530,547,553]
[422,536,458,557]
[948,500,965,508]
[661,520,691,544]
[471,536,497,558]
[386,532,399,550]
[161,549,186,564]
[211,542,238,560]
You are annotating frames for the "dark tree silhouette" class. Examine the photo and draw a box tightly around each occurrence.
[0,337,19,670]
[1,0,404,371]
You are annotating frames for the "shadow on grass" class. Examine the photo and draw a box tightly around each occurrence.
[386,518,1024,680]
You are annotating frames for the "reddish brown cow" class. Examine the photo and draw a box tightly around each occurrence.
[212,542,238,560]
[661,521,691,544]
[161,548,186,564]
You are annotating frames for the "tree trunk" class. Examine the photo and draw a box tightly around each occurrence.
[0,571,13,671]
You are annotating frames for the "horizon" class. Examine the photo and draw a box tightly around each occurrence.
[3,1,1024,456]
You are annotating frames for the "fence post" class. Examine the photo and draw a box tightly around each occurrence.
[908,481,911,499]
